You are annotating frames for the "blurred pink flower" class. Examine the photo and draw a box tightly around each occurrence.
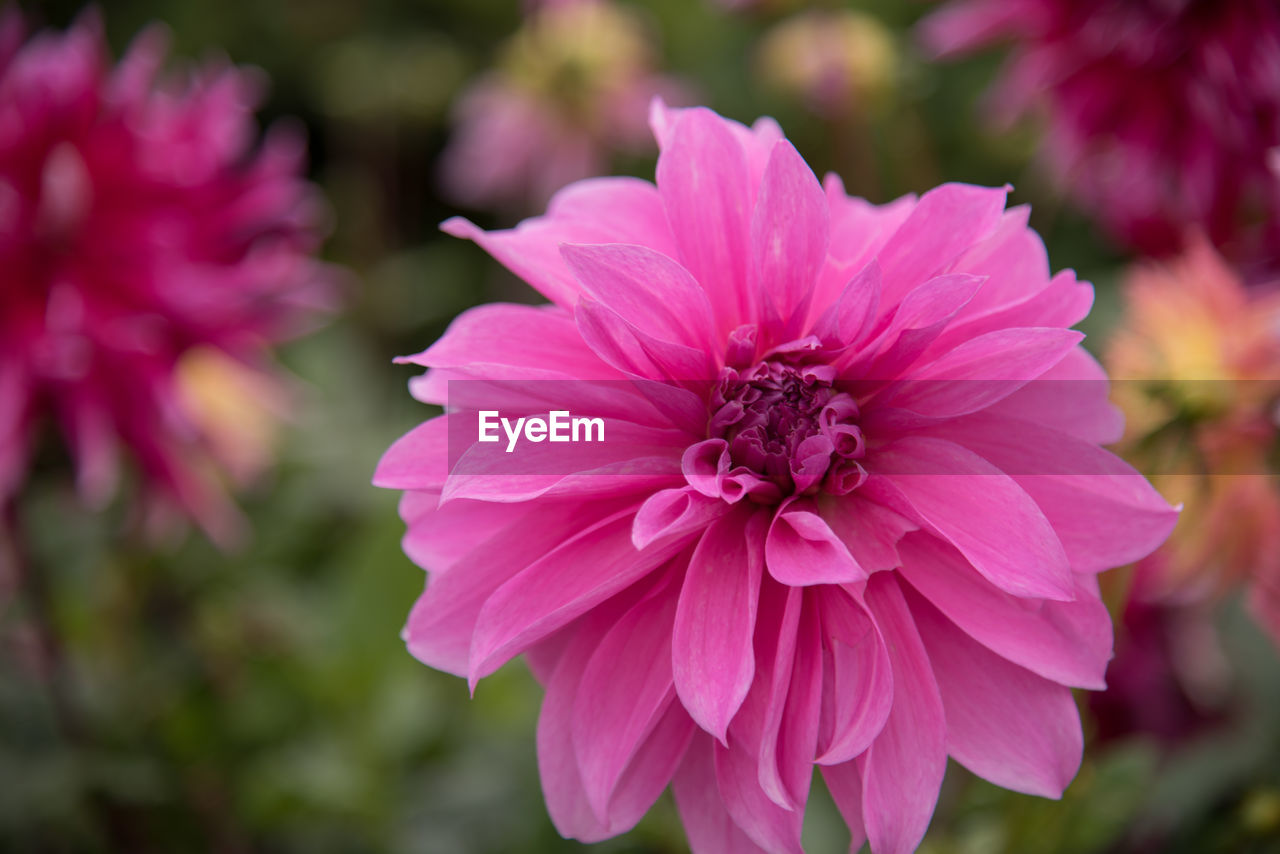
[378,101,1176,853]
[920,0,1280,267]
[0,11,336,543]
[438,0,687,214]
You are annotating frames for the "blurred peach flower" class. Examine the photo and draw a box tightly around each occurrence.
[1107,236,1280,644]
[438,0,687,214]
[756,10,897,120]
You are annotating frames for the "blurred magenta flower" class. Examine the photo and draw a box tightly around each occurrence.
[378,101,1176,853]
[1107,237,1280,648]
[438,0,687,214]
[1088,598,1229,744]
[920,0,1280,266]
[0,11,336,543]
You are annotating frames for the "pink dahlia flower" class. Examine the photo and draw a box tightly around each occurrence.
[377,100,1177,853]
[0,12,335,541]
[920,0,1280,267]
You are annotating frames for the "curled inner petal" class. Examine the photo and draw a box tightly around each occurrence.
[706,352,864,502]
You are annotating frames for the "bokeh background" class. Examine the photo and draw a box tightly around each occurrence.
[3,0,1279,852]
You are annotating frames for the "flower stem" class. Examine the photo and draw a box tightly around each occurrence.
[1,496,134,847]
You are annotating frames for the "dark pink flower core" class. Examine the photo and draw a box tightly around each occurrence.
[709,355,864,503]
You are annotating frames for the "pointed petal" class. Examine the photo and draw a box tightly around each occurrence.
[847,274,986,381]
[882,328,1084,418]
[656,107,752,331]
[896,533,1112,689]
[815,588,892,765]
[876,183,1007,307]
[918,411,1178,572]
[673,507,768,742]
[573,569,681,818]
[442,417,685,504]
[469,508,687,683]
[561,243,717,351]
[818,493,917,574]
[672,733,772,854]
[441,176,675,308]
[811,261,881,347]
[986,347,1125,444]
[858,574,946,854]
[373,416,451,489]
[537,587,673,842]
[758,594,823,811]
[576,298,715,382]
[405,303,614,378]
[402,498,627,676]
[865,436,1074,600]
[714,582,807,853]
[821,762,868,854]
[751,139,828,338]
[909,585,1083,798]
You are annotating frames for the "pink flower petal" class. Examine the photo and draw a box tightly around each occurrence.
[469,508,687,684]
[538,590,694,841]
[401,492,534,574]
[575,297,716,382]
[896,533,1112,689]
[561,242,717,351]
[810,260,882,348]
[673,507,768,743]
[441,417,685,504]
[815,588,892,765]
[875,183,1007,307]
[866,435,1074,600]
[818,493,918,574]
[656,107,753,332]
[441,176,676,308]
[403,497,628,676]
[715,582,807,852]
[672,733,772,854]
[881,327,1084,418]
[633,486,732,550]
[572,568,682,818]
[750,139,829,341]
[403,303,617,379]
[858,573,946,854]
[920,411,1178,572]
[757,593,823,811]
[765,499,867,586]
[986,346,1125,444]
[909,585,1083,798]
[820,761,867,852]
[846,273,986,381]
[372,416,451,490]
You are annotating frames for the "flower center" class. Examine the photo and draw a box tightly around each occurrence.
[708,358,865,501]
